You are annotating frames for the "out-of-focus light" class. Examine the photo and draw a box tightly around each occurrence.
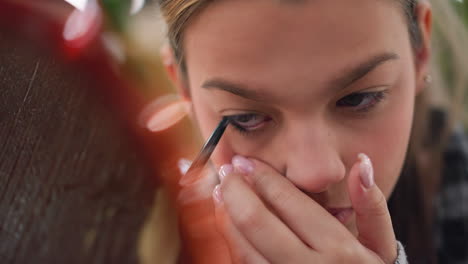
[64,0,88,11]
[139,95,190,132]
[455,0,464,3]
[63,4,97,41]
[101,32,126,62]
[63,0,101,56]
[130,0,146,15]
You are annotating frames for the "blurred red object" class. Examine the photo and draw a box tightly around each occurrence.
[0,0,192,184]
[0,1,209,263]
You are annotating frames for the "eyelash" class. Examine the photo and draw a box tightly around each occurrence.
[336,90,388,112]
[224,90,388,136]
[225,113,271,135]
[229,122,252,135]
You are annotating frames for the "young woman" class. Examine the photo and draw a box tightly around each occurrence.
[156,0,468,263]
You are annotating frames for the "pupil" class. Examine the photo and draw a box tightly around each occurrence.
[237,114,255,123]
[341,94,365,106]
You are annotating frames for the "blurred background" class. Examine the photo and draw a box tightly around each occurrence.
[0,1,197,264]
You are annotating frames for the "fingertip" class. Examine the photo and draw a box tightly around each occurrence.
[213,184,223,204]
[232,155,255,174]
[219,164,234,182]
[347,154,377,210]
[347,158,362,198]
[358,153,374,189]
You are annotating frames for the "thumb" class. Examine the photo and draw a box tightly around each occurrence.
[176,159,231,263]
[177,158,219,204]
[347,153,397,264]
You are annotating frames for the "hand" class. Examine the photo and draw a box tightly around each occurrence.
[176,159,232,263]
[212,154,397,264]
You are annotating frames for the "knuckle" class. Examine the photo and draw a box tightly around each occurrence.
[234,200,265,232]
[331,236,356,253]
[357,193,389,218]
[249,170,268,189]
[254,173,297,209]
[368,194,389,217]
[321,234,347,250]
[233,252,268,264]
[325,242,366,263]
[269,185,294,207]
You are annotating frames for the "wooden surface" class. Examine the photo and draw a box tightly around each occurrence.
[0,28,158,264]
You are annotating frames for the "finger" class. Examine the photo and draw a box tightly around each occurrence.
[176,160,231,263]
[177,192,231,263]
[213,186,269,264]
[217,171,316,263]
[347,153,397,263]
[178,159,219,205]
[231,155,352,251]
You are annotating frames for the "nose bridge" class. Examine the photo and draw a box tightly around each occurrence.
[285,119,345,193]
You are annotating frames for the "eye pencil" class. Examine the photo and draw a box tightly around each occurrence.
[179,117,230,185]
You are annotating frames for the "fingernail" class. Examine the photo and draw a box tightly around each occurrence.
[178,158,192,175]
[358,153,374,189]
[213,185,223,204]
[218,164,234,182]
[232,155,255,174]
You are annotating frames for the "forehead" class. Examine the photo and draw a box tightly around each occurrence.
[183,0,409,89]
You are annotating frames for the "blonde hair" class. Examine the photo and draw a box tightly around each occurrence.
[158,0,210,69]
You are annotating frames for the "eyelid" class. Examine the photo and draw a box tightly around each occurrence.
[224,112,271,124]
[334,84,390,101]
[219,108,268,115]
[358,85,391,92]
[350,84,390,94]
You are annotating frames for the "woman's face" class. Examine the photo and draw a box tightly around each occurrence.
[180,0,427,233]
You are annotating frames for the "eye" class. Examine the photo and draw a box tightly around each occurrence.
[336,91,387,112]
[225,113,271,133]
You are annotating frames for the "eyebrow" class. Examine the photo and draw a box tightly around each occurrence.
[201,52,399,102]
[330,52,399,91]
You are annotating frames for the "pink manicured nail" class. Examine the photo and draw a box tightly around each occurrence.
[232,155,255,174]
[358,153,374,189]
[218,164,234,182]
[213,185,223,204]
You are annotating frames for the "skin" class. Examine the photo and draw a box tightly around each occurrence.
[166,0,432,262]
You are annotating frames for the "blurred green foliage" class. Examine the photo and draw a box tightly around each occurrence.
[432,0,468,107]
[445,0,468,123]
[101,0,131,32]
[453,0,468,24]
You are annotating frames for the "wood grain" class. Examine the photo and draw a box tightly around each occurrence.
[0,29,158,264]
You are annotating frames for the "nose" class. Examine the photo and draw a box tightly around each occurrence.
[284,123,346,194]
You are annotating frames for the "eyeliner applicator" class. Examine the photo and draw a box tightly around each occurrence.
[179,117,230,185]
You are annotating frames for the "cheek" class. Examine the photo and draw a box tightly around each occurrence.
[364,89,415,199]
[372,115,412,198]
